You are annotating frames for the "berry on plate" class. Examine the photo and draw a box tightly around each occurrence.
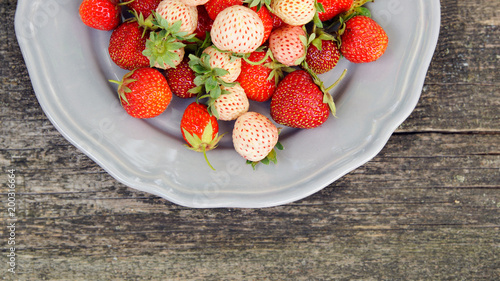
[270,0,316,26]
[317,0,353,21]
[204,0,243,20]
[210,5,265,54]
[340,15,388,63]
[304,28,340,74]
[180,102,223,170]
[109,21,151,70]
[110,67,172,119]
[126,0,162,18]
[164,57,198,98]
[269,25,307,66]
[270,69,338,129]
[202,46,242,83]
[79,0,121,31]
[212,84,249,121]
[156,0,198,35]
[237,50,278,102]
[232,111,282,168]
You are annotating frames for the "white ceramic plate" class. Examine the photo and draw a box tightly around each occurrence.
[15,0,440,208]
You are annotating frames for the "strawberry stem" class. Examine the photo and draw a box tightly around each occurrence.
[202,145,216,171]
[325,68,347,93]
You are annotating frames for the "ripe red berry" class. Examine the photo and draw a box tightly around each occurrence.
[305,39,341,74]
[109,21,150,70]
[340,16,389,63]
[79,0,121,31]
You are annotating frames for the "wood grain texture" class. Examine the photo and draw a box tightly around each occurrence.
[1,0,499,280]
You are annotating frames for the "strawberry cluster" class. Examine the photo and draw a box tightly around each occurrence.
[79,0,388,169]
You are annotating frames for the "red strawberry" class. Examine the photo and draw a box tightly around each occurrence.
[204,0,243,21]
[79,0,121,31]
[270,70,334,129]
[317,0,353,21]
[250,6,273,44]
[237,51,276,102]
[305,31,340,74]
[126,0,162,18]
[194,5,214,40]
[108,21,150,70]
[271,11,285,29]
[111,68,172,118]
[164,58,197,98]
[180,102,223,170]
[340,15,388,63]
[232,112,280,165]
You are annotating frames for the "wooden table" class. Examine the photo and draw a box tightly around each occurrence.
[1,0,499,280]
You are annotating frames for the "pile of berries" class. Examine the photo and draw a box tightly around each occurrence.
[79,0,388,169]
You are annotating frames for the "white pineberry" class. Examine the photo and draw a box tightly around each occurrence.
[179,0,209,6]
[203,46,242,83]
[156,0,198,35]
[214,84,249,121]
[270,0,316,26]
[269,25,306,66]
[232,112,279,162]
[210,5,264,53]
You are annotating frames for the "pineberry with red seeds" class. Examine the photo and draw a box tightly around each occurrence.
[268,25,306,66]
[210,5,264,54]
[232,111,281,167]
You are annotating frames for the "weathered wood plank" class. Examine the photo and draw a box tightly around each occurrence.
[0,0,499,280]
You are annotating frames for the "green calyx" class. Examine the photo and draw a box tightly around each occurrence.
[312,0,327,28]
[109,70,138,105]
[246,140,284,170]
[301,60,347,117]
[244,0,272,12]
[142,13,196,68]
[242,48,294,86]
[305,25,336,52]
[187,53,238,118]
[182,122,225,171]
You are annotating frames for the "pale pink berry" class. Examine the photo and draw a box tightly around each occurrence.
[210,5,264,53]
[269,25,306,66]
[179,0,209,5]
[203,46,242,83]
[271,0,316,26]
[214,84,249,121]
[156,0,198,35]
[232,112,279,162]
